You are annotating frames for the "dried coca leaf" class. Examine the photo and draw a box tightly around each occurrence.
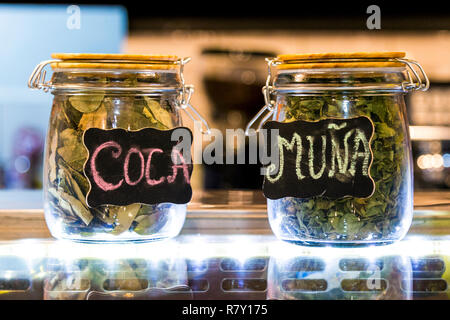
[46,90,181,239]
[144,97,175,129]
[48,131,58,183]
[78,103,109,131]
[69,95,104,113]
[109,203,141,235]
[60,192,93,226]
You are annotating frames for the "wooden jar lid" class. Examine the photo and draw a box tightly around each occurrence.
[50,53,180,70]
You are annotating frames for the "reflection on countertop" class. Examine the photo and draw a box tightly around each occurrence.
[0,190,448,300]
[0,234,448,300]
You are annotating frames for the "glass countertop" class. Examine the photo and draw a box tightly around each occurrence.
[0,234,449,300]
[0,190,449,300]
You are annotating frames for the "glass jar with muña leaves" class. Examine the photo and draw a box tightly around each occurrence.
[246,52,429,246]
[29,53,209,242]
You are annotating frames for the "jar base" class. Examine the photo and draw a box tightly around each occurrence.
[281,238,398,247]
[48,231,178,243]
[55,237,172,244]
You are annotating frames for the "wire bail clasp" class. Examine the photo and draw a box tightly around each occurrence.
[28,60,57,92]
[177,57,211,135]
[245,58,278,135]
[396,58,430,92]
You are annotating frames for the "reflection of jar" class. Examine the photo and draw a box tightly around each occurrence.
[29,54,208,242]
[44,240,189,300]
[248,52,429,246]
[267,241,413,300]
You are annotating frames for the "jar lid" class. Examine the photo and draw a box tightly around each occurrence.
[50,53,180,70]
[276,52,406,69]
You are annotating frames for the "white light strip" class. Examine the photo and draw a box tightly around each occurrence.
[410,126,450,141]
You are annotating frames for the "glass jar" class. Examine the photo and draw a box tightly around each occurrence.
[28,53,209,242]
[247,52,429,246]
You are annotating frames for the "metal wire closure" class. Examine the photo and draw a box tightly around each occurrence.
[245,58,279,135]
[28,60,54,91]
[245,57,429,135]
[177,58,211,135]
[396,58,430,92]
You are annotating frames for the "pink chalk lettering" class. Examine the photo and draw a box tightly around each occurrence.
[144,148,165,186]
[167,149,190,184]
[124,147,145,186]
[91,141,124,191]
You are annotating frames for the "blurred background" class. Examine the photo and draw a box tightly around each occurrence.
[0,1,448,203]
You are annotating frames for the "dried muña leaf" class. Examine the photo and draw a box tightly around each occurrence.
[278,94,406,240]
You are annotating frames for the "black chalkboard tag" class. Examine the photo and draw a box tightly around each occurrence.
[262,117,375,200]
[83,127,193,207]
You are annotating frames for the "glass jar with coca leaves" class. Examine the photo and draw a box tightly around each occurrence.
[29,53,209,242]
[247,52,429,246]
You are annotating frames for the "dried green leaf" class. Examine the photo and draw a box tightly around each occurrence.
[110,203,141,235]
[143,97,174,129]
[58,158,90,194]
[60,192,93,226]
[57,128,88,172]
[279,94,406,240]
[133,214,160,235]
[78,103,109,131]
[69,95,104,113]
[48,131,58,182]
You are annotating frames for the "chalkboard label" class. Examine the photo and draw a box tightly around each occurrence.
[83,127,193,207]
[262,117,375,200]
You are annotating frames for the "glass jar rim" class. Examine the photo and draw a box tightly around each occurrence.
[265,53,429,93]
[28,54,191,93]
[272,67,408,93]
